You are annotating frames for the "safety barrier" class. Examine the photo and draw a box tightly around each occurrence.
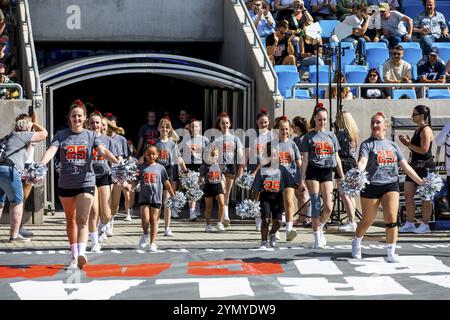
[0,83,24,99]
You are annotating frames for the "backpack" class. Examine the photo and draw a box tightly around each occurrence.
[0,131,29,167]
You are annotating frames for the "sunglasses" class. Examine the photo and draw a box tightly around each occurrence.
[371,120,382,125]
[369,74,377,77]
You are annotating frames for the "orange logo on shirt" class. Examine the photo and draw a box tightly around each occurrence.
[65,145,87,160]
[208,171,221,183]
[314,141,333,158]
[190,144,202,155]
[263,179,280,192]
[255,143,265,155]
[143,172,158,184]
[159,150,169,162]
[222,142,234,153]
[278,152,292,166]
[92,148,105,161]
[376,150,397,166]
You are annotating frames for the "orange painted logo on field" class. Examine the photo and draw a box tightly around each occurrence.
[187,260,284,276]
[0,265,64,279]
[376,150,397,166]
[84,263,171,278]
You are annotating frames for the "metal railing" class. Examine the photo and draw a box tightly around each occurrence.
[290,82,450,98]
[0,83,24,99]
[233,0,278,95]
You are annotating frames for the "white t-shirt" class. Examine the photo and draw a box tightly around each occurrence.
[380,10,407,36]
[333,14,364,41]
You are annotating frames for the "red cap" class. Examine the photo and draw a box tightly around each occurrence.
[260,108,267,114]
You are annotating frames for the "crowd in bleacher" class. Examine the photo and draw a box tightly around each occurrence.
[247,0,450,99]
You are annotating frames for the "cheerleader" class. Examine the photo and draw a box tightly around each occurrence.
[87,111,117,252]
[300,105,344,249]
[200,147,226,232]
[292,116,311,227]
[272,116,302,241]
[40,100,119,269]
[212,112,245,227]
[352,112,424,262]
[137,143,176,252]
[155,117,187,236]
[398,105,434,234]
[181,118,209,220]
[104,113,133,235]
[335,111,360,233]
[245,108,272,231]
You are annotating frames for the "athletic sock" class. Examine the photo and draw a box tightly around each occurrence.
[386,243,396,257]
[70,244,78,259]
[90,232,99,246]
[78,243,87,257]
[319,222,326,231]
[223,206,229,220]
[313,231,321,243]
[355,236,363,246]
[286,221,293,232]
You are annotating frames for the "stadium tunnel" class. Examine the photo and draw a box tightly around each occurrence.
[40,54,254,212]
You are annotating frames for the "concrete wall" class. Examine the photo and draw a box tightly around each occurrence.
[220,0,277,126]
[29,0,224,42]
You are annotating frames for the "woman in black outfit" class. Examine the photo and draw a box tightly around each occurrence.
[398,105,434,234]
[361,68,391,99]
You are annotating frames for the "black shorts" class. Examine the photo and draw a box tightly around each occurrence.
[59,187,96,198]
[306,164,333,183]
[405,161,435,185]
[96,174,112,187]
[139,202,162,209]
[186,163,202,172]
[360,181,400,199]
[259,191,284,220]
[165,165,179,182]
[203,183,224,198]
[223,164,238,177]
[335,157,357,179]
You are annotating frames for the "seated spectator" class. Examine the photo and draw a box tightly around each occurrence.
[287,0,313,60]
[361,68,391,98]
[337,0,366,21]
[382,45,412,83]
[249,0,275,44]
[379,2,413,48]
[266,20,297,65]
[0,37,15,79]
[413,0,450,55]
[0,62,18,99]
[330,3,371,64]
[417,47,446,84]
[310,0,338,21]
[274,0,295,21]
[298,29,324,68]
[365,4,381,42]
[325,73,354,99]
[367,0,399,10]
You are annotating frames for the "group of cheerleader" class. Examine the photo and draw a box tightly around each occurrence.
[15,98,435,269]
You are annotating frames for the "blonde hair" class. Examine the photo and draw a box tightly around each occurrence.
[106,119,125,136]
[335,111,359,145]
[159,118,179,142]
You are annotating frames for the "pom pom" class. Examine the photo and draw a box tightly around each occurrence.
[260,108,267,114]
[235,172,255,190]
[54,160,61,174]
[72,99,84,107]
[111,158,138,184]
[341,168,370,198]
[417,172,444,201]
[185,188,204,202]
[148,139,156,146]
[280,115,288,121]
[180,170,204,201]
[316,102,324,109]
[235,199,261,219]
[165,191,187,213]
[21,162,48,185]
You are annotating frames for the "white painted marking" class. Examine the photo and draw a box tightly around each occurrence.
[58,251,66,254]
[0,251,5,254]
[10,280,144,300]
[66,5,81,30]
[278,276,412,296]
[249,248,275,252]
[205,249,224,252]
[111,250,122,254]
[422,244,449,249]
[36,251,43,255]
[48,251,56,254]
[294,258,343,275]
[413,275,450,289]
[167,249,189,253]
[413,245,426,248]
[334,245,352,250]
[156,278,254,298]
[136,250,145,254]
[349,256,450,274]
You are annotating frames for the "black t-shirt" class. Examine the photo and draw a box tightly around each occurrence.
[266,33,290,65]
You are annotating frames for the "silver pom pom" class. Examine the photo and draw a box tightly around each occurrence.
[185,188,204,202]
[165,191,187,213]
[418,172,444,201]
[341,168,370,198]
[54,160,61,174]
[21,162,48,185]
[235,199,261,219]
[111,158,138,184]
[235,172,255,190]
[180,170,204,202]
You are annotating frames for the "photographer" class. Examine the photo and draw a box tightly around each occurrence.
[311,0,338,21]
[0,62,18,99]
[266,20,297,66]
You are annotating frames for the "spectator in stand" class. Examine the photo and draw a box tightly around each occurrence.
[274,0,295,21]
[330,3,371,64]
[382,45,412,83]
[310,0,338,21]
[326,73,354,99]
[0,37,16,79]
[250,0,275,45]
[365,4,382,42]
[446,59,450,83]
[417,47,446,84]
[172,108,191,130]
[362,68,391,98]
[337,0,366,21]
[136,111,159,156]
[266,20,297,65]
[413,0,450,55]
[379,2,413,48]
[367,0,399,10]
[0,62,18,99]
[287,0,314,61]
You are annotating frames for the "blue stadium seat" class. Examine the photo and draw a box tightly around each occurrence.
[294,89,311,99]
[404,4,424,19]
[344,65,368,73]
[274,65,298,73]
[365,47,390,69]
[411,64,418,81]
[432,43,450,62]
[309,65,331,98]
[277,71,300,98]
[330,42,354,49]
[364,42,387,51]
[392,89,417,99]
[319,20,339,38]
[399,42,422,66]
[333,48,356,70]
[345,67,368,96]
[427,89,450,99]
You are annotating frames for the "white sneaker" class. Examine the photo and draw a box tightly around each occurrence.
[281,213,286,224]
[351,239,362,259]
[223,218,231,227]
[90,243,101,253]
[339,222,357,233]
[9,234,31,243]
[98,230,106,243]
[189,212,197,221]
[164,229,174,237]
[77,255,88,270]
[205,225,213,233]
[313,238,324,249]
[19,226,34,237]
[105,226,114,237]
[398,221,416,233]
[319,228,327,246]
[387,254,400,263]
[259,240,269,249]
[216,222,226,232]
[138,234,149,248]
[412,223,431,234]
[149,243,158,253]
[286,229,298,241]
[124,213,132,222]
[171,211,180,219]
[275,231,281,240]
[66,257,78,269]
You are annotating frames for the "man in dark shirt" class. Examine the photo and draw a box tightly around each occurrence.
[266,20,296,66]
[418,47,446,84]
